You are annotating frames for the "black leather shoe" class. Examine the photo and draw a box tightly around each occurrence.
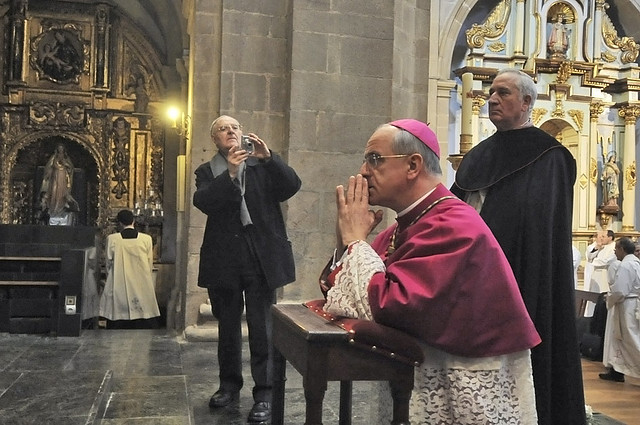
[247,401,271,423]
[599,369,625,382]
[209,389,239,408]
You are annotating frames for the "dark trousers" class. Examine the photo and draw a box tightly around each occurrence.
[208,276,275,403]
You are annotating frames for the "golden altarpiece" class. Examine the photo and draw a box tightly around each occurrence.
[450,0,640,260]
[0,1,174,261]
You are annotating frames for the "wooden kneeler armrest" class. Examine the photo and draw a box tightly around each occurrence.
[304,299,424,366]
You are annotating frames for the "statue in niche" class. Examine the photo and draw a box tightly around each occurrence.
[548,14,570,59]
[601,153,620,207]
[39,144,79,225]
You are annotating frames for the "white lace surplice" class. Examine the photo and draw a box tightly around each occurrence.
[324,241,383,320]
[324,240,538,425]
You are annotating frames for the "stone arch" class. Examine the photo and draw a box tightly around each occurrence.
[439,0,500,78]
[540,118,580,157]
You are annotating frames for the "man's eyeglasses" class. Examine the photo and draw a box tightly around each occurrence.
[215,124,242,133]
[363,153,410,168]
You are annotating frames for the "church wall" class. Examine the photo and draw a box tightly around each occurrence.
[278,1,398,303]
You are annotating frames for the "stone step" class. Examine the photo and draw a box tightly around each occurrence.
[197,302,215,324]
[183,303,248,342]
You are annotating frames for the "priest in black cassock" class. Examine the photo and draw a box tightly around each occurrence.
[451,68,587,425]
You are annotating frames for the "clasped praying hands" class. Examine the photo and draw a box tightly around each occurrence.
[335,174,383,249]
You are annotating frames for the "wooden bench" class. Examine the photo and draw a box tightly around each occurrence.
[575,289,601,317]
[0,225,98,336]
[0,256,61,285]
[272,303,423,425]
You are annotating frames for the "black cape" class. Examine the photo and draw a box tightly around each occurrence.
[451,126,586,425]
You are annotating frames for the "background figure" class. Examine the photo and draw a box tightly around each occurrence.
[602,154,620,206]
[322,120,540,424]
[635,241,640,259]
[99,209,160,329]
[587,230,617,303]
[599,237,640,383]
[193,115,301,424]
[40,143,79,225]
[583,233,598,291]
[451,68,586,425]
[573,244,582,288]
[81,246,100,326]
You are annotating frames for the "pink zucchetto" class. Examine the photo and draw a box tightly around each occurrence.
[389,119,440,159]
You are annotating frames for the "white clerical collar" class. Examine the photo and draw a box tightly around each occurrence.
[397,187,436,217]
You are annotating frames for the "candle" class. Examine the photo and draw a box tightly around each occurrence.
[461,72,473,136]
[460,72,474,153]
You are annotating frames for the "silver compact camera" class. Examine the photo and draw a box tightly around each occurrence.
[240,135,254,154]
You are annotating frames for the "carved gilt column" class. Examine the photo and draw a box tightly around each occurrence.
[589,102,604,229]
[8,0,27,82]
[94,4,109,88]
[6,0,28,105]
[618,105,640,231]
[593,0,606,62]
[514,0,525,55]
[92,4,110,109]
[471,95,485,150]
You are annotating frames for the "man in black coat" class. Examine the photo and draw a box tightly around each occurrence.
[193,115,301,424]
[451,69,587,425]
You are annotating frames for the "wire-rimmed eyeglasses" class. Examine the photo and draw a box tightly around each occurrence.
[215,124,242,133]
[363,153,410,168]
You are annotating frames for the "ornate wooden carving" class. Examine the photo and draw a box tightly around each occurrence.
[465,0,510,49]
[111,117,131,200]
[29,22,89,85]
[8,0,27,82]
[94,5,109,88]
[0,1,171,263]
[30,102,85,128]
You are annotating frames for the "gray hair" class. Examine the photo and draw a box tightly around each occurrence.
[388,126,442,176]
[209,115,235,137]
[496,68,538,113]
